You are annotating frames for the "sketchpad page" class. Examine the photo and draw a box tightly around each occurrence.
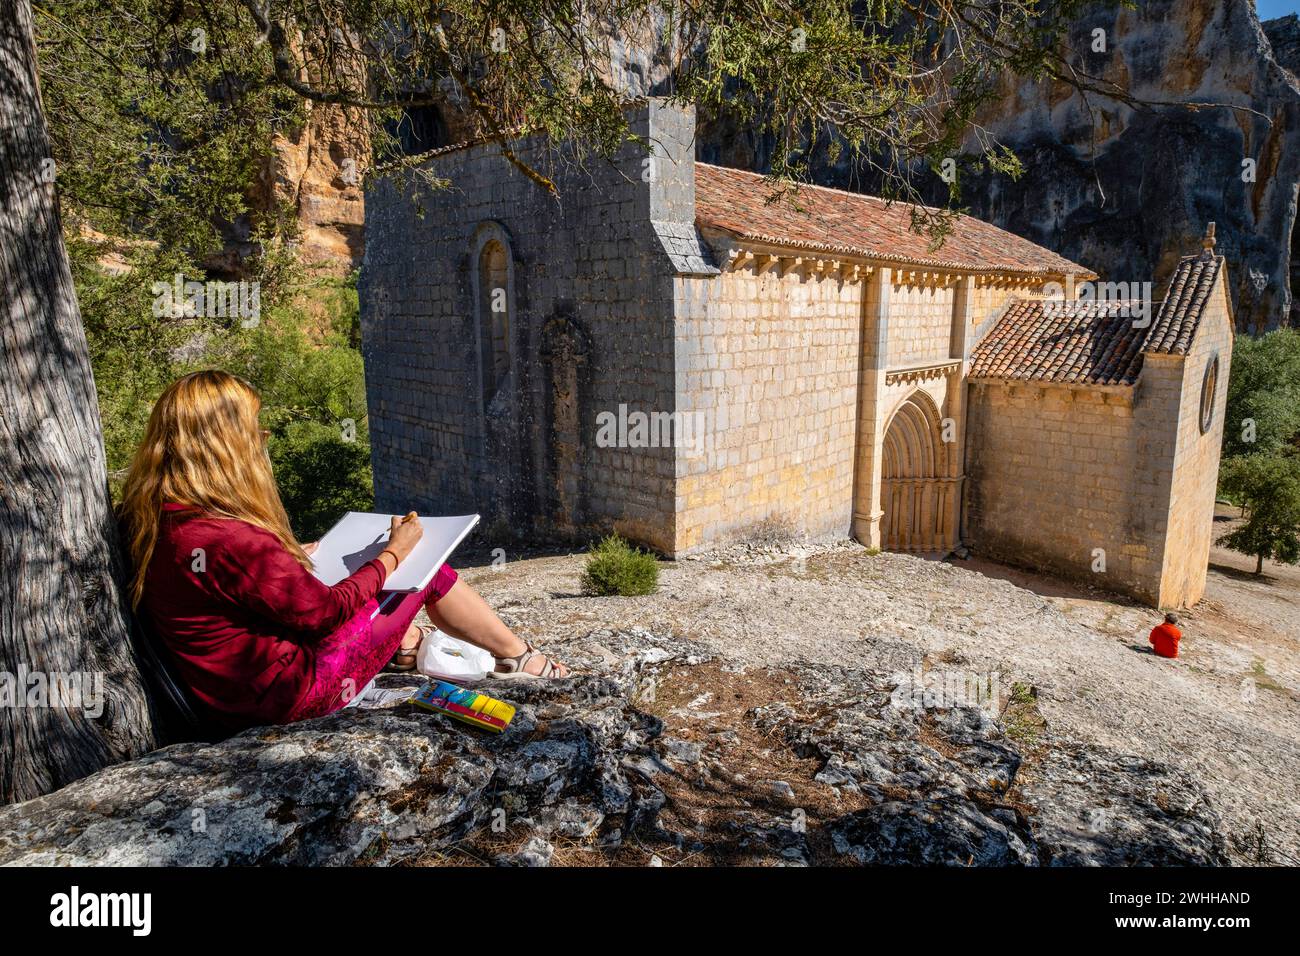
[310,512,479,592]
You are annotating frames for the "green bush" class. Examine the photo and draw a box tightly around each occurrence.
[581,534,660,596]
[1222,328,1300,460]
[271,420,374,542]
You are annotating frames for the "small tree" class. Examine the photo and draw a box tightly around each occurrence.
[1217,454,1300,574]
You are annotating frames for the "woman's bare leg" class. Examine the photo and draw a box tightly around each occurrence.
[425,578,568,677]
[382,622,422,671]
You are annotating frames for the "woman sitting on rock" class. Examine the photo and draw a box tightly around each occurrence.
[119,369,568,731]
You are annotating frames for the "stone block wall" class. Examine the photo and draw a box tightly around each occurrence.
[671,264,865,552]
[962,381,1171,603]
[1156,279,1234,605]
[360,100,708,552]
[887,280,955,366]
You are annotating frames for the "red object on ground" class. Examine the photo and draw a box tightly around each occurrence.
[1148,622,1182,659]
[141,503,455,728]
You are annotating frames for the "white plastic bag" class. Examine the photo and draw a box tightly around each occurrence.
[415,628,496,682]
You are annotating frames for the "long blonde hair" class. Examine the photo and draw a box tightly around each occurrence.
[119,369,310,608]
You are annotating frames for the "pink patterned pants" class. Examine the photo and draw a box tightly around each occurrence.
[286,564,459,721]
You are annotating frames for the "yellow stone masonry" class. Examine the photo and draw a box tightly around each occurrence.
[669,237,1231,609]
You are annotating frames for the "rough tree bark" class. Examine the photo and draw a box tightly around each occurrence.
[0,0,157,803]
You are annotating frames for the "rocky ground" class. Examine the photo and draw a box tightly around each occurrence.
[5,510,1292,866]
[0,625,1225,866]
[453,511,1298,865]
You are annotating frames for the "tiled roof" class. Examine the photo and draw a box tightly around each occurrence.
[694,163,1093,278]
[1143,253,1223,355]
[968,299,1150,386]
[968,254,1225,386]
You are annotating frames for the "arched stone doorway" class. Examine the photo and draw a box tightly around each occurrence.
[880,391,958,553]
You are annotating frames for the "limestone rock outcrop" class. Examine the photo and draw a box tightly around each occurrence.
[263,102,369,276]
[1264,13,1300,310]
[0,629,1226,866]
[956,0,1300,334]
[1265,13,1300,72]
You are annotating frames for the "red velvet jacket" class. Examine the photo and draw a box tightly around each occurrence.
[140,504,388,725]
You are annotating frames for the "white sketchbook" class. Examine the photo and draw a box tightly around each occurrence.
[309,512,480,594]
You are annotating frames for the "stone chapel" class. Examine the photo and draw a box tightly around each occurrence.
[359,99,1234,608]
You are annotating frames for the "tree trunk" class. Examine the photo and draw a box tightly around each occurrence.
[1256,553,1264,575]
[0,0,157,804]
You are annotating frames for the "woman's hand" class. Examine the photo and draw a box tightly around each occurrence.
[386,512,423,562]
[302,541,319,556]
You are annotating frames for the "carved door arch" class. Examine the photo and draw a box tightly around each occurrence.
[880,390,956,553]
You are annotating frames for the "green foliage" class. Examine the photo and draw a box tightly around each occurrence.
[320,271,363,349]
[37,1,1121,253]
[1222,329,1300,460]
[1002,681,1046,746]
[581,535,660,596]
[72,241,205,487]
[36,1,301,260]
[81,247,374,538]
[269,420,374,542]
[1217,453,1300,573]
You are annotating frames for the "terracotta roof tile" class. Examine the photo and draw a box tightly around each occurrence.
[1144,254,1223,355]
[694,163,1093,278]
[968,254,1225,386]
[969,299,1150,386]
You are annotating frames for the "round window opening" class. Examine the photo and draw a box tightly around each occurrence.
[1199,354,1219,435]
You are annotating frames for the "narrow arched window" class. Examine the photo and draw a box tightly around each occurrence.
[477,239,511,404]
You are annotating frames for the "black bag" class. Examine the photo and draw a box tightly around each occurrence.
[132,616,226,744]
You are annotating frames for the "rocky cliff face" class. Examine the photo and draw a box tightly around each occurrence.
[953,0,1300,334]
[690,1,1300,334]
[264,102,370,276]
[1264,13,1300,314]
[0,629,1225,866]
[210,100,369,279]
[1264,13,1300,71]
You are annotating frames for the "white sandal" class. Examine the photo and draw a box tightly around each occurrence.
[489,641,568,680]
